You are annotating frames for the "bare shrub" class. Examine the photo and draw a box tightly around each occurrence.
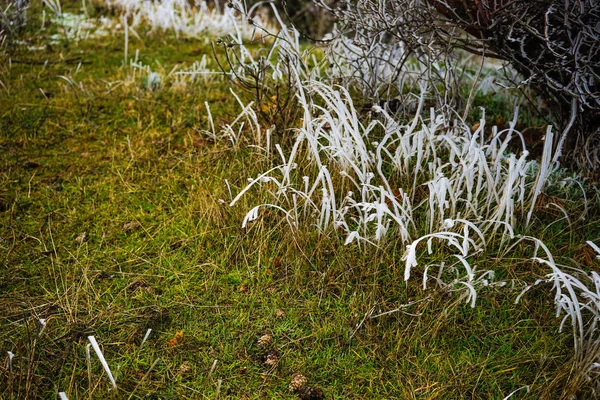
[324,0,600,168]
[278,0,336,39]
[0,0,29,43]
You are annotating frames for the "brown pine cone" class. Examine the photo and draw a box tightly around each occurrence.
[298,386,324,400]
[257,334,273,348]
[263,349,279,367]
[289,373,308,392]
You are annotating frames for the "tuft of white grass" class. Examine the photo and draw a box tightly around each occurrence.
[512,237,600,390]
[99,0,267,41]
[225,14,571,271]
[42,0,62,18]
[34,7,117,45]
[127,60,208,91]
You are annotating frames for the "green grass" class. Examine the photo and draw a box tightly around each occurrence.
[1,2,599,399]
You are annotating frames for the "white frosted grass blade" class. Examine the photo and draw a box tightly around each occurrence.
[459,281,478,308]
[403,232,474,281]
[216,379,222,398]
[209,359,218,376]
[344,231,360,245]
[229,166,283,206]
[515,285,533,304]
[58,392,69,400]
[526,126,554,228]
[7,351,14,370]
[587,241,600,258]
[86,343,92,386]
[242,204,296,230]
[224,179,233,202]
[241,206,260,228]
[502,386,529,399]
[551,98,578,165]
[123,16,128,65]
[140,329,152,348]
[87,336,117,389]
[204,102,215,137]
[39,318,47,336]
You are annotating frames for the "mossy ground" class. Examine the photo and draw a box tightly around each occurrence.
[1,1,599,399]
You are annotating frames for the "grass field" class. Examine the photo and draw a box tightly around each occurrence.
[1,1,599,399]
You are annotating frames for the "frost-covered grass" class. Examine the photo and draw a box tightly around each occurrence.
[0,0,599,398]
[219,9,600,397]
[97,0,269,41]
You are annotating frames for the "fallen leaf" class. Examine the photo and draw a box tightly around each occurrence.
[168,330,185,347]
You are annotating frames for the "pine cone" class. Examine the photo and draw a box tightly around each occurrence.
[257,334,273,348]
[176,361,191,375]
[264,349,279,367]
[289,373,308,392]
[298,386,325,400]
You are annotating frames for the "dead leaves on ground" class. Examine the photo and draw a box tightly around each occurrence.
[168,330,184,348]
